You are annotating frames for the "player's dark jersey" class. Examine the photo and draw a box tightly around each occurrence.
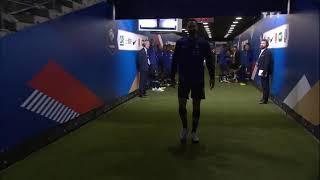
[171,36,215,87]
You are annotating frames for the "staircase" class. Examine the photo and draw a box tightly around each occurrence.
[0,0,104,38]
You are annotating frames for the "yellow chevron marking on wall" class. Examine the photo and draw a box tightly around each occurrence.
[293,81,319,126]
[129,73,140,93]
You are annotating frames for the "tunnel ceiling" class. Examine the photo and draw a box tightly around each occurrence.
[113,0,288,19]
[177,16,260,41]
[113,0,288,41]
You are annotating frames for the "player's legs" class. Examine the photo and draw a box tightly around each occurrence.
[190,86,205,143]
[192,98,201,133]
[178,84,190,143]
[178,97,188,129]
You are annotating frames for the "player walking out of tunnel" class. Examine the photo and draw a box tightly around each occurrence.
[171,20,215,144]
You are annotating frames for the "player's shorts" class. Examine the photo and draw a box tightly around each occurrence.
[178,83,205,100]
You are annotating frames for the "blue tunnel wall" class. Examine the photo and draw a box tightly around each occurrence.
[234,0,319,138]
[0,2,147,151]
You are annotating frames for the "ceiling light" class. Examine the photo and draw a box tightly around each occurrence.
[231,24,236,27]
[236,17,242,20]
[182,28,186,31]
[203,22,208,25]
[204,25,209,28]
[233,21,239,24]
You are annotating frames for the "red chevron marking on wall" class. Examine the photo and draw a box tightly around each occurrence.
[28,61,103,114]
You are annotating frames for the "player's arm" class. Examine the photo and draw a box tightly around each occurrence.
[205,42,215,89]
[171,41,180,85]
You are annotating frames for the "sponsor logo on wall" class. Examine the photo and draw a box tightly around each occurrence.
[117,29,148,51]
[106,21,119,55]
[263,24,289,48]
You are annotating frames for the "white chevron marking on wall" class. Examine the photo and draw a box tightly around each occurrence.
[283,75,311,109]
[20,90,80,124]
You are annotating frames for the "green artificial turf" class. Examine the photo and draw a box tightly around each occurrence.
[1,79,319,180]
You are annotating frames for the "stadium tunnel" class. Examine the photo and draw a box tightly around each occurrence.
[0,0,319,179]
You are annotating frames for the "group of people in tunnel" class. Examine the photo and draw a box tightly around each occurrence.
[216,43,254,85]
[136,39,175,96]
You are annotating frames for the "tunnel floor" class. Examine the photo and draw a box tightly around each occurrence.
[1,79,319,180]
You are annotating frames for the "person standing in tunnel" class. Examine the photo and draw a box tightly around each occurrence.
[257,39,273,104]
[137,40,151,97]
[239,43,253,85]
[171,20,215,144]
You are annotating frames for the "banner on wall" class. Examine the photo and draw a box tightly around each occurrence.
[117,30,148,51]
[263,24,289,48]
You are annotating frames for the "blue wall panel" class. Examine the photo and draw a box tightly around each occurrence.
[0,2,145,150]
[234,0,319,137]
[235,12,319,100]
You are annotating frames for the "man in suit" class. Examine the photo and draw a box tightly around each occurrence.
[171,20,215,144]
[257,39,273,104]
[137,40,151,97]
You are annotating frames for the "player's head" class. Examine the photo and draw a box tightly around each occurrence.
[244,43,250,50]
[143,40,150,49]
[232,46,238,52]
[260,39,269,49]
[187,20,199,36]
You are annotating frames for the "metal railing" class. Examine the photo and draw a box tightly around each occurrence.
[0,0,104,37]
